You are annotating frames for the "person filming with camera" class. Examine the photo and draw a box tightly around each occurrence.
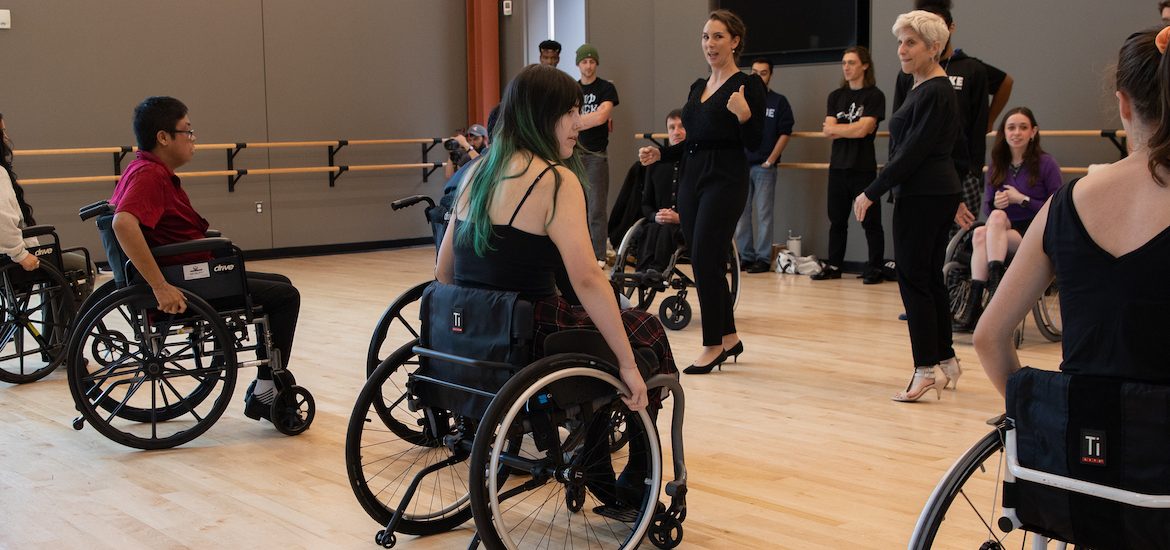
[443,123,489,178]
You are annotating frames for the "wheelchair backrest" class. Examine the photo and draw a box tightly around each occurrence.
[1005,367,1170,547]
[95,214,130,287]
[414,281,534,419]
[0,228,65,287]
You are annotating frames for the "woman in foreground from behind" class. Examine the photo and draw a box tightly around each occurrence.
[976,29,1170,393]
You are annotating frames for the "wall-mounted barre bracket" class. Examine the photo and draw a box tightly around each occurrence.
[327,140,348,187]
[422,138,442,182]
[227,143,247,190]
[1101,130,1127,159]
[228,169,247,192]
[423,162,443,182]
[329,165,349,187]
[113,146,132,176]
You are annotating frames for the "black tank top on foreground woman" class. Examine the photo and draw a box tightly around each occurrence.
[453,163,563,299]
[1044,179,1170,382]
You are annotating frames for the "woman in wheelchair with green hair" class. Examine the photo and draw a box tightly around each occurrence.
[975,28,1170,394]
[435,63,678,413]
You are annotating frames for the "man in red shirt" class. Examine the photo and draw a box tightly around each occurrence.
[110,96,302,424]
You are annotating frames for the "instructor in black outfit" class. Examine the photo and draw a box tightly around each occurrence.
[854,10,964,402]
[639,9,764,375]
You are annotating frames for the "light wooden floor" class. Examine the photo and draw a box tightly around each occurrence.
[0,246,1062,549]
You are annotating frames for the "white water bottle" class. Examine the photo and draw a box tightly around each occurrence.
[786,230,802,258]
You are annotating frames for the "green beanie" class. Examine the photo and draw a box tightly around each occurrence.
[576,43,599,64]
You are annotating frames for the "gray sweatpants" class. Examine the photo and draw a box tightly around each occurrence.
[580,153,609,260]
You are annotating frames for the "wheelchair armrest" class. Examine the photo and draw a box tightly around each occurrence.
[79,200,113,221]
[21,225,57,239]
[150,237,234,259]
[204,229,222,238]
[543,329,655,381]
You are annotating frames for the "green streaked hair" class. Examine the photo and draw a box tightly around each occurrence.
[456,64,588,256]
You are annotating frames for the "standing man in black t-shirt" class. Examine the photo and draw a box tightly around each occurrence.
[734,58,794,274]
[575,43,620,266]
[816,46,887,283]
[897,0,1006,225]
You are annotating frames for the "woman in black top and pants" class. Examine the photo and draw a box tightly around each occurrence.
[854,10,963,401]
[639,9,765,374]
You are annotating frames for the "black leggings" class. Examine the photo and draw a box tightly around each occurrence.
[827,169,884,268]
[893,194,959,366]
[677,173,746,347]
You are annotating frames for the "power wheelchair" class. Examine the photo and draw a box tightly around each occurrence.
[64,201,314,450]
[909,368,1170,549]
[0,225,95,384]
[347,281,689,549]
[944,222,1062,346]
[609,218,740,331]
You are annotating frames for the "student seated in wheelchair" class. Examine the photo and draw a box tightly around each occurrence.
[973,28,1170,546]
[435,61,677,495]
[107,96,304,425]
[951,106,1063,332]
[625,109,686,275]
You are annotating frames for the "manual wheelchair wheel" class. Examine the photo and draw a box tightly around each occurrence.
[65,286,237,450]
[469,355,664,550]
[1032,281,1062,342]
[346,339,472,535]
[366,281,429,377]
[658,296,691,331]
[0,263,77,384]
[271,385,314,436]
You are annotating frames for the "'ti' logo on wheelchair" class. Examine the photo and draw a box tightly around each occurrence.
[452,308,463,333]
[1080,429,1106,466]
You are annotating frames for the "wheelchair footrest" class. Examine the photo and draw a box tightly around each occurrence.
[593,505,640,523]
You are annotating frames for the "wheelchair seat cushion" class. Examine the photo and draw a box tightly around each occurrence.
[1007,367,1170,547]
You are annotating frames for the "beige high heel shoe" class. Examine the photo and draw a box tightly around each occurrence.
[892,366,940,402]
[938,357,963,390]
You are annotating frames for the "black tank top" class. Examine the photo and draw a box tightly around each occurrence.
[1043,179,1170,381]
[453,163,562,299]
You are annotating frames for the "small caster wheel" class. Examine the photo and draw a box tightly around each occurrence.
[565,484,584,512]
[658,296,691,330]
[91,329,127,366]
[648,515,683,549]
[271,385,315,436]
[375,529,396,548]
[72,416,85,430]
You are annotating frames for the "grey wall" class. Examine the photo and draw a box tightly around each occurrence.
[504,0,1154,265]
[3,0,466,261]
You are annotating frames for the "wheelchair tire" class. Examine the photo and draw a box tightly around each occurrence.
[346,339,473,534]
[658,296,691,331]
[1032,282,1062,342]
[0,263,77,384]
[366,281,429,377]
[909,422,1036,550]
[469,355,664,550]
[65,286,238,450]
[270,385,314,436]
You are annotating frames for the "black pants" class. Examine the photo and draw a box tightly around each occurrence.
[246,271,300,376]
[678,167,746,347]
[826,169,884,269]
[892,194,959,366]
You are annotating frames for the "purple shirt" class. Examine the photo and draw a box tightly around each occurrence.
[983,153,1063,222]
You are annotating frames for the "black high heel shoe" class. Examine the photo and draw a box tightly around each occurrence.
[683,351,728,375]
[724,341,744,363]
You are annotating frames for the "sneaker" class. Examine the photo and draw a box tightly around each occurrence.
[243,380,275,421]
[746,260,771,273]
[861,269,884,285]
[809,265,841,280]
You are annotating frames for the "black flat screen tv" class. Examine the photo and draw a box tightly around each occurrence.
[715,0,870,66]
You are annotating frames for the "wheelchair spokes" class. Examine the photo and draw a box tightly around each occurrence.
[0,265,75,384]
[366,282,428,377]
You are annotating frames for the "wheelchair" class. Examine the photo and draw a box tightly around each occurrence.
[610,218,740,330]
[909,368,1170,549]
[347,282,689,549]
[64,201,314,450]
[943,222,1062,346]
[0,225,94,384]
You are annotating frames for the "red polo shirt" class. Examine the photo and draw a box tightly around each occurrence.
[110,151,211,265]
